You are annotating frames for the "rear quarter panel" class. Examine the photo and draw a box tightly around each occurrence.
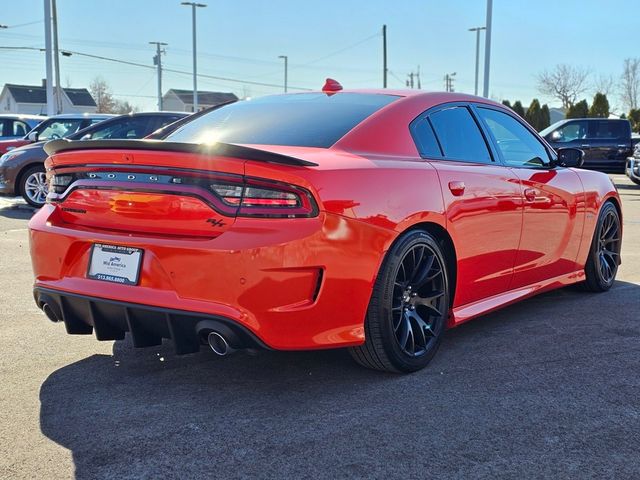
[246,155,447,287]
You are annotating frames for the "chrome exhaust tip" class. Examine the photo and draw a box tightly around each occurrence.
[42,303,61,323]
[207,331,232,356]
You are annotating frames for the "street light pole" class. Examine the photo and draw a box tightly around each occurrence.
[482,0,493,98]
[278,55,288,93]
[181,2,206,112]
[43,0,55,116]
[468,26,486,96]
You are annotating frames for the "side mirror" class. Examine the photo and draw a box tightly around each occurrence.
[80,134,91,140]
[28,131,38,142]
[551,131,562,141]
[556,147,584,168]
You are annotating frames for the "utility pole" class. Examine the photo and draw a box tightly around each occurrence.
[406,72,415,89]
[483,0,493,97]
[43,0,55,116]
[416,65,421,89]
[469,26,486,96]
[444,72,456,92]
[181,2,206,112]
[382,24,387,88]
[51,0,62,113]
[150,41,167,111]
[278,55,288,93]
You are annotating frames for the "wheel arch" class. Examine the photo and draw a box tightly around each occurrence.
[15,161,45,195]
[404,222,458,310]
[374,220,457,311]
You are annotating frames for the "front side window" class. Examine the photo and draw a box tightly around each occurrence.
[550,121,588,143]
[428,106,492,163]
[477,107,550,168]
[13,121,29,137]
[38,119,84,140]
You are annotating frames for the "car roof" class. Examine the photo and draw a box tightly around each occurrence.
[48,113,116,119]
[0,113,45,120]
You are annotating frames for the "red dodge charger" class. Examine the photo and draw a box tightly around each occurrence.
[29,84,622,372]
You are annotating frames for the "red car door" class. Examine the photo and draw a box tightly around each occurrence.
[413,104,523,307]
[474,105,585,288]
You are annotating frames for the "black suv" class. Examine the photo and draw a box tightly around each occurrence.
[540,118,633,172]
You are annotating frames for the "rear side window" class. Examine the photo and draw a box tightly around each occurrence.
[412,119,442,157]
[428,106,492,163]
[88,117,158,140]
[0,119,9,137]
[166,93,399,148]
[588,120,628,139]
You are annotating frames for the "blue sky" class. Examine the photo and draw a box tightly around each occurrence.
[1,0,638,111]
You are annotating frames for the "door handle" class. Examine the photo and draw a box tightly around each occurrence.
[524,188,537,201]
[581,144,591,148]
[448,181,465,196]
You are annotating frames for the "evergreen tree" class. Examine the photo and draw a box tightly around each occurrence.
[628,109,640,133]
[525,99,543,130]
[512,100,525,118]
[502,100,512,109]
[540,104,551,130]
[589,93,610,118]
[566,99,589,119]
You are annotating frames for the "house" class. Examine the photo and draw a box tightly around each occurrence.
[0,82,97,115]
[162,89,238,112]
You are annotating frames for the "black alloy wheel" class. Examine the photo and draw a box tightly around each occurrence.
[391,243,447,357]
[349,230,450,373]
[583,202,621,292]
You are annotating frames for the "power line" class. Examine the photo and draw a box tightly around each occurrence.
[6,19,43,28]
[0,46,313,91]
[295,32,380,68]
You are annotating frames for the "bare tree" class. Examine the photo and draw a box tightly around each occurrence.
[593,74,616,97]
[620,58,640,111]
[89,77,116,113]
[113,100,139,114]
[536,64,590,109]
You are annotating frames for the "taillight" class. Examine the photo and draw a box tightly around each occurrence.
[48,174,73,195]
[48,169,319,218]
[210,179,317,218]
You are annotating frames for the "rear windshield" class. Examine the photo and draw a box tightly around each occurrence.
[165,92,398,148]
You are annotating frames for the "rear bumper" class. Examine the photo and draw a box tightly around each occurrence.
[626,157,640,182]
[34,287,268,354]
[29,205,396,350]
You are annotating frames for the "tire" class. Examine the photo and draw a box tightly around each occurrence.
[630,176,640,186]
[582,202,621,292]
[20,164,48,208]
[349,230,450,373]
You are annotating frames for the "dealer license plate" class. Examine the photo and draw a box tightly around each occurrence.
[87,244,143,286]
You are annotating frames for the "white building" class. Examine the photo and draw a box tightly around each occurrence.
[162,89,238,112]
[0,82,97,115]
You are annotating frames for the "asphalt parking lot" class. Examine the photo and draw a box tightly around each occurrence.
[0,175,639,480]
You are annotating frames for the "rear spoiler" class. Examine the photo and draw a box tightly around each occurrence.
[43,139,318,167]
